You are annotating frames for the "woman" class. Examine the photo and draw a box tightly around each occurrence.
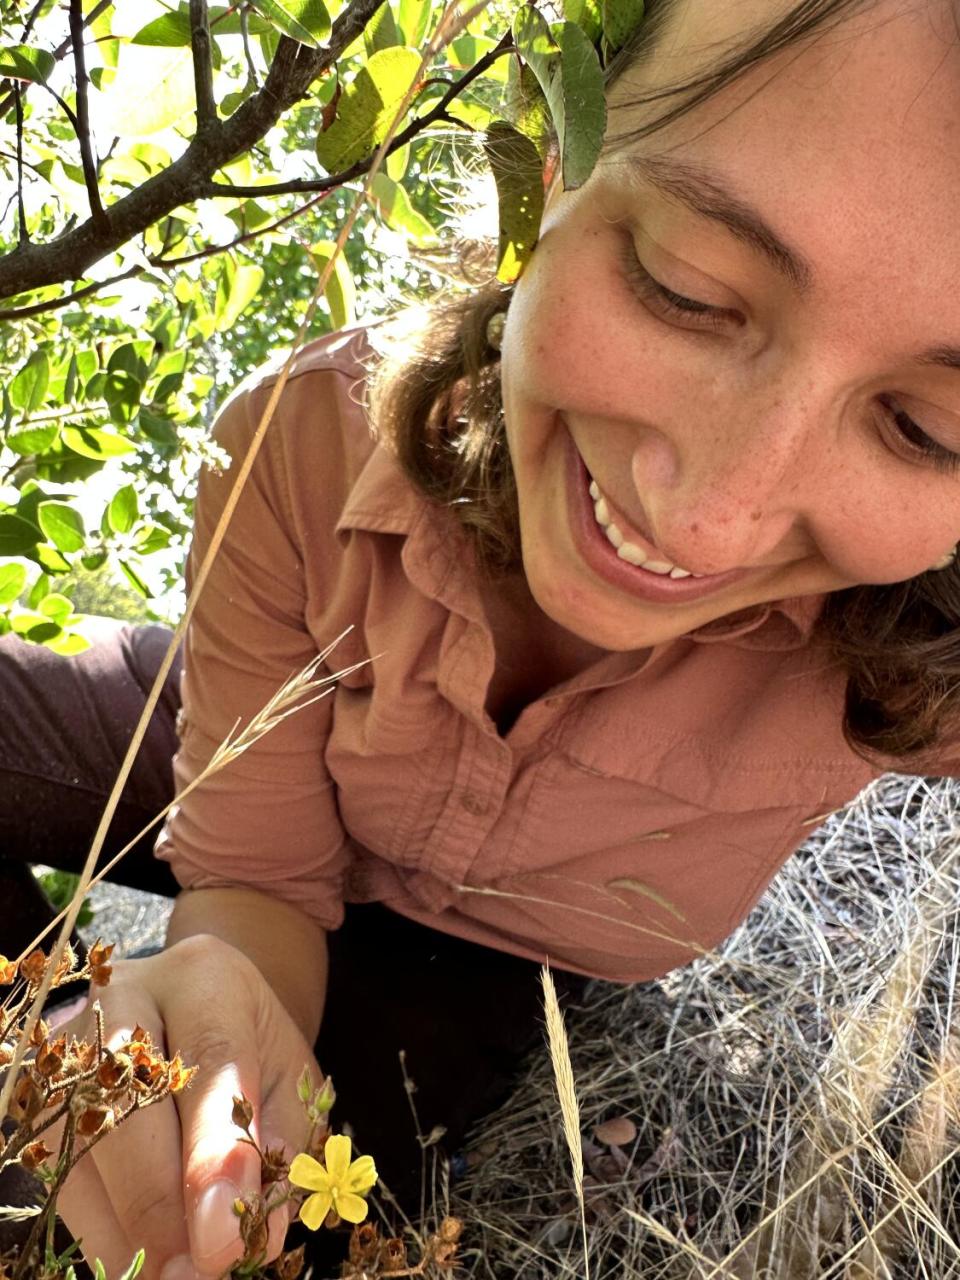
[12,0,960,1275]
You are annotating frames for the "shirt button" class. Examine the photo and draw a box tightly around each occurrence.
[460,791,489,817]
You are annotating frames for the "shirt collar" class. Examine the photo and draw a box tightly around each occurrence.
[336,444,826,655]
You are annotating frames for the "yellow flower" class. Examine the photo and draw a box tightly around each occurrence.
[288,1134,378,1229]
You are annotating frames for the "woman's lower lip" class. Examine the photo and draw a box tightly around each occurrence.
[563,426,752,605]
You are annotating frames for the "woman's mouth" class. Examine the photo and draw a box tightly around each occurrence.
[563,427,753,605]
[588,478,704,579]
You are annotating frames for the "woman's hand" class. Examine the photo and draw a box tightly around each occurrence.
[53,934,325,1280]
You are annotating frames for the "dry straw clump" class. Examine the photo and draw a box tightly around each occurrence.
[451,773,960,1279]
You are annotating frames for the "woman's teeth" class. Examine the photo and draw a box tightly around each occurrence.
[588,479,702,579]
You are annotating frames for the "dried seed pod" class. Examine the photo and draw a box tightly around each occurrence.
[76,1107,113,1137]
[0,956,17,985]
[20,950,47,986]
[273,1245,305,1280]
[260,1144,289,1186]
[231,1094,254,1132]
[29,1018,49,1048]
[20,1140,53,1171]
[9,1074,44,1123]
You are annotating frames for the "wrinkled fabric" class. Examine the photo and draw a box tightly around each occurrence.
[156,326,902,982]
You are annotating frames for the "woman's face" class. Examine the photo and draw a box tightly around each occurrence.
[499,0,960,652]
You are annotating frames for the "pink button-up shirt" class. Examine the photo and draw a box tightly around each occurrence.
[156,326,907,982]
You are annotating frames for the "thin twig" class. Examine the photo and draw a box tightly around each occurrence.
[69,0,106,227]
[190,0,217,137]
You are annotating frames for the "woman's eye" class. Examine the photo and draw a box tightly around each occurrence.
[880,397,960,477]
[619,241,733,334]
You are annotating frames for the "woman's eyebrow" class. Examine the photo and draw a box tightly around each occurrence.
[621,153,960,373]
[622,152,814,294]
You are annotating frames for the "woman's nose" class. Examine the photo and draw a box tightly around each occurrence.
[638,401,821,575]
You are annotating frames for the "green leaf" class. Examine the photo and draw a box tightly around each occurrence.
[46,631,91,657]
[0,564,26,606]
[386,141,409,181]
[0,45,56,85]
[22,620,63,645]
[132,10,192,46]
[513,10,605,191]
[601,0,644,57]
[99,45,195,137]
[10,351,50,414]
[38,592,72,624]
[249,0,331,47]
[364,3,402,55]
[564,0,602,43]
[483,121,545,283]
[64,354,79,404]
[214,262,265,332]
[6,423,59,456]
[118,559,150,597]
[62,426,136,460]
[133,524,172,554]
[309,242,356,330]
[503,58,552,162]
[448,35,507,83]
[138,411,179,449]
[369,173,435,244]
[108,485,139,535]
[397,0,431,47]
[33,544,71,574]
[103,369,142,425]
[37,502,85,554]
[315,47,422,174]
[0,515,40,556]
[28,572,50,608]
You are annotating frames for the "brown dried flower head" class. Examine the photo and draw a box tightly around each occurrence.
[236,1193,268,1259]
[231,1094,254,1132]
[20,1140,53,1171]
[76,1107,113,1138]
[272,1244,305,1280]
[35,1036,66,1080]
[9,1074,44,1124]
[28,1018,49,1049]
[260,1143,289,1186]
[19,949,47,986]
[0,956,17,985]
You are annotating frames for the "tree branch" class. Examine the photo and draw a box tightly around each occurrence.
[14,87,27,248]
[69,0,107,228]
[0,0,387,302]
[190,0,217,137]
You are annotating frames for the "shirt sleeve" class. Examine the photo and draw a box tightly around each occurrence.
[154,370,351,929]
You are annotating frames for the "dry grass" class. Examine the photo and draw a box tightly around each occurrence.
[450,773,960,1279]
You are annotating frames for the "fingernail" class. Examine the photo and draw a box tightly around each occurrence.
[160,1256,202,1280]
[193,1180,244,1264]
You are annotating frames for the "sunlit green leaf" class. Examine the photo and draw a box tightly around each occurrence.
[34,544,72,574]
[249,0,331,47]
[28,572,50,608]
[10,351,50,414]
[397,0,431,47]
[309,242,356,329]
[133,524,172,554]
[38,592,73,623]
[99,44,196,137]
[6,423,59,456]
[108,485,139,535]
[214,262,266,332]
[483,121,544,282]
[364,4,402,55]
[564,0,602,43]
[369,173,435,244]
[118,559,150,597]
[0,45,56,85]
[46,631,91,656]
[63,426,137,460]
[315,47,422,173]
[132,10,192,46]
[37,502,85,554]
[0,564,26,606]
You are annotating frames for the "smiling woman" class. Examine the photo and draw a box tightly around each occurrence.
[372,0,960,762]
[17,2,960,1277]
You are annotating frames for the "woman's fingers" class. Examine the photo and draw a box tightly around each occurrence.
[159,943,274,1279]
[55,1141,142,1280]
[56,989,191,1280]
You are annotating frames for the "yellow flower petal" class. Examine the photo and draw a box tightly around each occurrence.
[299,1189,333,1231]
[323,1133,353,1182]
[333,1190,370,1224]
[289,1152,331,1193]
[345,1154,378,1193]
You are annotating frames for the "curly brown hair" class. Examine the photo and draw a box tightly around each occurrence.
[365,0,960,768]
